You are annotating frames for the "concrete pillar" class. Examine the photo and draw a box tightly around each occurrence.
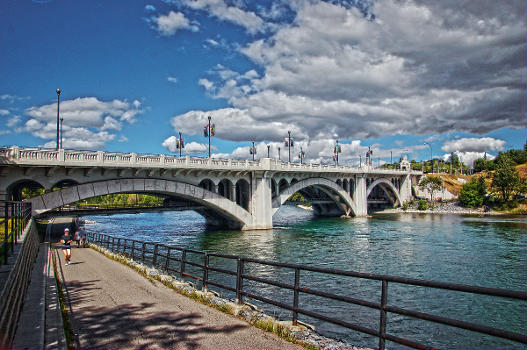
[399,174,412,203]
[354,175,368,216]
[247,171,273,229]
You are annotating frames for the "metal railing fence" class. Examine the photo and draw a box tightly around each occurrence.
[1,202,32,265]
[88,232,527,350]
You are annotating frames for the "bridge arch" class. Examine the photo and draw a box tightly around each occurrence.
[272,177,358,217]
[366,178,402,207]
[25,178,254,230]
[6,179,45,201]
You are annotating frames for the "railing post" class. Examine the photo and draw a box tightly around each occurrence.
[165,247,171,272]
[117,238,121,252]
[180,250,186,279]
[10,203,15,254]
[152,244,159,267]
[141,242,146,264]
[3,203,8,264]
[131,240,135,260]
[202,253,209,292]
[379,280,388,350]
[235,258,244,305]
[293,267,300,325]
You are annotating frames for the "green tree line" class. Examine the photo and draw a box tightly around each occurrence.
[459,154,526,211]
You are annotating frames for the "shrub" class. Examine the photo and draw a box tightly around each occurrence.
[459,176,487,208]
[417,199,428,211]
[402,202,409,211]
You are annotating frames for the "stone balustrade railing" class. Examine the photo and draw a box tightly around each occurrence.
[0,146,420,175]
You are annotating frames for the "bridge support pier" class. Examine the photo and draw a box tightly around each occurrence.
[399,174,412,203]
[245,171,273,230]
[354,175,368,216]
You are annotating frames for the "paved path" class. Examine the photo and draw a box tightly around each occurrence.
[55,246,304,350]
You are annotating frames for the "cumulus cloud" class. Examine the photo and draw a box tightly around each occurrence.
[151,11,199,36]
[168,0,525,145]
[0,109,9,116]
[24,97,142,149]
[180,0,266,34]
[441,137,506,153]
[167,76,178,84]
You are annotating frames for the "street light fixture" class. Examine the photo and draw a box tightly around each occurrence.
[285,131,294,163]
[203,116,215,158]
[278,147,281,161]
[298,147,305,164]
[267,145,270,158]
[249,141,256,161]
[424,142,432,173]
[333,140,341,165]
[56,89,61,150]
[176,132,185,157]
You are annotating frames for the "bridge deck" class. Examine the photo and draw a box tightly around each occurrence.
[54,246,303,350]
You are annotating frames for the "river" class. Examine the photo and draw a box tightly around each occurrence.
[80,206,526,349]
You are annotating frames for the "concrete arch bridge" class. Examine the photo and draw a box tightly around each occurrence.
[0,147,422,230]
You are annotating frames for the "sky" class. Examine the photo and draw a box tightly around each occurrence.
[1,0,526,167]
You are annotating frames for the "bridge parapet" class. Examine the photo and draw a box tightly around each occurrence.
[1,146,421,176]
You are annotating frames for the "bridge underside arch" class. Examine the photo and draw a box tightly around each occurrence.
[366,178,402,210]
[25,178,254,230]
[272,177,357,217]
[6,179,45,202]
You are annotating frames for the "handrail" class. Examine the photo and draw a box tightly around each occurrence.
[88,232,526,350]
[0,146,421,175]
[1,202,32,265]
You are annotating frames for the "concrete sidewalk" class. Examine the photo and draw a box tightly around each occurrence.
[54,246,304,350]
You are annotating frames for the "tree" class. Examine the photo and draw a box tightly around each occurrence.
[473,158,495,172]
[418,176,443,202]
[459,176,487,207]
[492,156,520,202]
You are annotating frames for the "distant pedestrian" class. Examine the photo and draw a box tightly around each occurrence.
[73,229,81,247]
[60,228,73,265]
[80,229,87,247]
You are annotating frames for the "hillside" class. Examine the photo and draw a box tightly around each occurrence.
[425,164,526,197]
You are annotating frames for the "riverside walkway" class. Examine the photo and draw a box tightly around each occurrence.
[52,246,304,350]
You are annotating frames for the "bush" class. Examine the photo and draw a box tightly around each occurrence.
[417,199,428,211]
[402,202,409,211]
[459,176,487,208]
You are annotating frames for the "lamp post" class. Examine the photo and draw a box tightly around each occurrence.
[267,145,270,158]
[390,150,392,167]
[286,131,292,163]
[204,116,215,158]
[56,89,61,150]
[298,147,305,164]
[424,142,432,173]
[250,141,256,161]
[359,154,362,167]
[278,147,281,161]
[334,140,341,166]
[60,117,64,149]
[177,131,185,157]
